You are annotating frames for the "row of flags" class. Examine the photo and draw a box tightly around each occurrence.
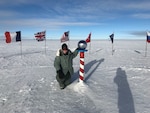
[3,31,150,44]
[109,32,150,44]
[3,30,150,57]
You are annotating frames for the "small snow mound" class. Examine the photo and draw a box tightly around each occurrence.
[38,78,45,83]
[19,85,31,96]
[0,98,7,105]
[73,82,88,94]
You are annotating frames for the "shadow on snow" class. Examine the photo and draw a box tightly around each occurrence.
[72,58,104,82]
[1,51,43,59]
[114,68,135,113]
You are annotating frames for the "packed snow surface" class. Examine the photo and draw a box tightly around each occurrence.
[0,40,150,113]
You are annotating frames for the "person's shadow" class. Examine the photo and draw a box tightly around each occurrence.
[114,68,135,113]
[72,58,104,82]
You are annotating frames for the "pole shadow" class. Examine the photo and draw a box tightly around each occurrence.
[134,50,141,54]
[72,58,104,82]
[114,68,135,113]
[1,51,42,59]
[84,58,104,82]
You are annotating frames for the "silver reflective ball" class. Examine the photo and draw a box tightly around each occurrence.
[78,40,87,50]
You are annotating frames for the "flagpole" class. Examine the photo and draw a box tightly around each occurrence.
[45,37,46,55]
[68,40,70,48]
[110,33,114,55]
[112,43,113,55]
[145,40,147,57]
[112,39,114,56]
[45,31,46,55]
[89,32,91,54]
[20,41,22,58]
[89,41,91,54]
[145,31,148,57]
[68,31,70,48]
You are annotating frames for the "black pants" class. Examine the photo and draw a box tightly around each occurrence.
[56,71,71,87]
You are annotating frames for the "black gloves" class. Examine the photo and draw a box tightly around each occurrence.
[76,48,80,51]
[76,48,79,50]
[57,70,65,79]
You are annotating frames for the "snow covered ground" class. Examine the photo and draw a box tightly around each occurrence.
[0,39,150,113]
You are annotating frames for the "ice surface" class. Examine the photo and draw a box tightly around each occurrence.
[0,40,150,113]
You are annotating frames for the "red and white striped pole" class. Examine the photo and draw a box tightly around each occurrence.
[78,40,87,82]
[79,51,85,82]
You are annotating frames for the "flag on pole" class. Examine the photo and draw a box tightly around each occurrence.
[60,31,69,42]
[85,33,91,43]
[147,31,150,43]
[109,33,114,55]
[109,33,114,43]
[34,31,46,41]
[5,31,21,43]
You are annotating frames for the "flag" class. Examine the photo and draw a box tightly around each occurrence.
[5,31,21,43]
[34,31,46,41]
[60,31,69,42]
[109,33,114,43]
[85,33,91,43]
[147,31,150,43]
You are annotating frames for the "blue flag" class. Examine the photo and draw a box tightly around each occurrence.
[109,33,114,43]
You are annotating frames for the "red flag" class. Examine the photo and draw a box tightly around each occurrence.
[34,31,46,41]
[60,31,69,42]
[85,33,91,43]
[5,31,21,43]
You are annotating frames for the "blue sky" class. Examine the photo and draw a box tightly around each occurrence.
[0,0,150,39]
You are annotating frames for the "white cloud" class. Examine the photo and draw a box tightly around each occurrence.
[0,18,102,29]
[0,10,19,18]
[132,13,150,19]
[0,0,37,5]
[126,1,150,10]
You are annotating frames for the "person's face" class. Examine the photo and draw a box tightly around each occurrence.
[62,49,68,54]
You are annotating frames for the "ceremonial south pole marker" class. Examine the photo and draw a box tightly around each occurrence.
[78,40,88,82]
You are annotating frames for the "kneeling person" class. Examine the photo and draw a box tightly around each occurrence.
[54,43,79,89]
